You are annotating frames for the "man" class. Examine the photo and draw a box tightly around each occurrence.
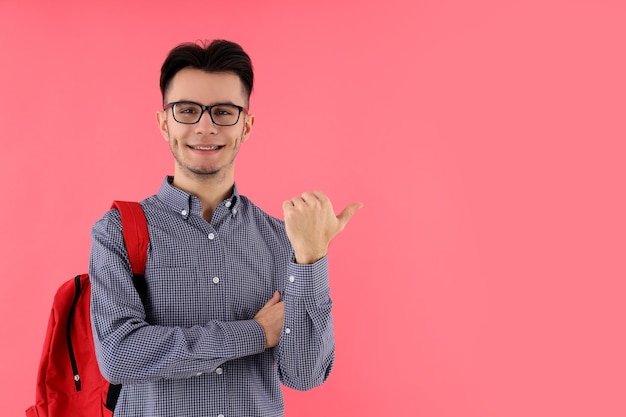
[89,39,361,417]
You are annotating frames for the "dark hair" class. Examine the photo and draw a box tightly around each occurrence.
[159,39,254,105]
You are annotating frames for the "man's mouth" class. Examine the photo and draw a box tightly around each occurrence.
[189,145,223,151]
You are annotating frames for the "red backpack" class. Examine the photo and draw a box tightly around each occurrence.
[26,201,149,417]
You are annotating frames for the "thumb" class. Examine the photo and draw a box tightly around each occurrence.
[263,291,281,307]
[337,202,363,228]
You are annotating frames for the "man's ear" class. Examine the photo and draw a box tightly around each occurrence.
[241,113,255,143]
[156,110,169,141]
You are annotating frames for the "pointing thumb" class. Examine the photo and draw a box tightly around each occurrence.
[337,202,363,227]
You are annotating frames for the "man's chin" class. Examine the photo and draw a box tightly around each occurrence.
[186,165,235,181]
[176,161,220,176]
[191,167,219,175]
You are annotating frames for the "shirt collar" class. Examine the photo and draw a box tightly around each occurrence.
[157,176,240,218]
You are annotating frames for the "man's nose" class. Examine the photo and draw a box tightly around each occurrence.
[194,110,218,133]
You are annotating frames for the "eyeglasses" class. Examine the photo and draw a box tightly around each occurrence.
[164,101,248,126]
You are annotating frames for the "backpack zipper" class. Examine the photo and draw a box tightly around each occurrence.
[67,275,82,391]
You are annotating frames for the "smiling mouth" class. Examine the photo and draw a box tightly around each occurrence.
[190,145,223,151]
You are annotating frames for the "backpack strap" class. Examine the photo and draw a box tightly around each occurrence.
[106,201,149,411]
[111,201,149,276]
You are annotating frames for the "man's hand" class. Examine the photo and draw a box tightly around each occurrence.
[282,191,362,264]
[254,291,284,348]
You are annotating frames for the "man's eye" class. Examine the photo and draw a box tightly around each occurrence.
[178,107,198,114]
[213,108,232,116]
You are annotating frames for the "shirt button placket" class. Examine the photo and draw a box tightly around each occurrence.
[215,366,226,417]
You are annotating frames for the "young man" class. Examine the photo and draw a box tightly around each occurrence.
[89,39,361,417]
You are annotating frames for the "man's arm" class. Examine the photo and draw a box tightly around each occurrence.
[89,211,267,385]
[257,191,361,390]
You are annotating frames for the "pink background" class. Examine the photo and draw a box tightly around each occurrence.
[1,0,625,416]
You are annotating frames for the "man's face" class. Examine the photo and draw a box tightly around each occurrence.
[157,68,254,182]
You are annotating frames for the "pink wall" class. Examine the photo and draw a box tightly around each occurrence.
[2,0,625,416]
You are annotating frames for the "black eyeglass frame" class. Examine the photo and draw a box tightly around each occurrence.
[164,101,249,126]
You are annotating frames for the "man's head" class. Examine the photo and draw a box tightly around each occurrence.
[156,40,255,185]
[160,39,254,107]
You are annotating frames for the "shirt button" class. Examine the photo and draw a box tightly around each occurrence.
[181,209,188,216]
[232,208,238,215]
[225,201,231,207]
[285,328,291,334]
[208,233,215,240]
[196,372,203,376]
[212,277,220,284]
[289,275,295,283]
[218,414,225,417]
[215,367,223,375]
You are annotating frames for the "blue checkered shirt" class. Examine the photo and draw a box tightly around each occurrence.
[89,177,335,417]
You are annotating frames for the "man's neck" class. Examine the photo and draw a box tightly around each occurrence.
[171,169,234,222]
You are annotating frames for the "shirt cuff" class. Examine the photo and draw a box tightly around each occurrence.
[285,255,330,298]
[224,319,267,357]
